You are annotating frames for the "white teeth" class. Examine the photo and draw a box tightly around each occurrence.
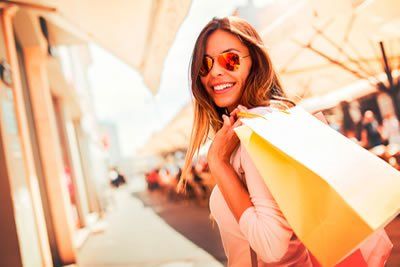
[213,83,234,91]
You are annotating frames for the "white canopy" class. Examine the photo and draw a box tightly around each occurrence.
[259,0,400,98]
[138,104,193,156]
[11,0,191,94]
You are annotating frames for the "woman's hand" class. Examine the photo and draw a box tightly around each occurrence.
[206,105,253,221]
[207,106,246,168]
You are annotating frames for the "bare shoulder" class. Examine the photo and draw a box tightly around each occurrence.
[312,111,328,125]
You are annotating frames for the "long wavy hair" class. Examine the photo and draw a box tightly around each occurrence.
[179,16,293,188]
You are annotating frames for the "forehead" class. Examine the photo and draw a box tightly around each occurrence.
[205,29,248,55]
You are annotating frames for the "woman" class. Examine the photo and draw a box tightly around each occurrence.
[180,16,392,266]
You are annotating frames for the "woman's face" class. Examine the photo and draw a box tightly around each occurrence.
[200,30,252,112]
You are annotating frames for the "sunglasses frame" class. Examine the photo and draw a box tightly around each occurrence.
[199,51,250,77]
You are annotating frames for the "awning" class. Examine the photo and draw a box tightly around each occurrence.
[138,104,193,156]
[299,79,378,113]
[7,0,192,94]
[258,0,400,98]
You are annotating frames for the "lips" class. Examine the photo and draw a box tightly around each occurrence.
[211,82,236,94]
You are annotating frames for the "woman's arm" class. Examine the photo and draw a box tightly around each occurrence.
[207,114,252,221]
[208,109,293,263]
[209,161,253,218]
[236,144,294,263]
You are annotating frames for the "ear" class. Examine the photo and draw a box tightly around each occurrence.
[313,111,328,125]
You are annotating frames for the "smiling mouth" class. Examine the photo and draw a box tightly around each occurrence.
[212,82,236,93]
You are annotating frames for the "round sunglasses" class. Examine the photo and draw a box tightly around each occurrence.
[199,51,250,77]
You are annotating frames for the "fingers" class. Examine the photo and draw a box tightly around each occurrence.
[222,113,236,126]
[232,119,242,128]
[222,114,231,128]
[237,104,247,111]
[230,108,239,119]
[230,105,248,118]
[229,114,236,125]
[223,104,248,130]
[222,113,242,131]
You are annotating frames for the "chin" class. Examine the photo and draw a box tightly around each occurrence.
[212,93,242,111]
[214,100,233,109]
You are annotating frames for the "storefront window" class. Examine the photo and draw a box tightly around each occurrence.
[0,16,42,266]
[1,85,42,267]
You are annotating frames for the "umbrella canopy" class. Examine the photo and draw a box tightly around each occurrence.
[258,0,400,99]
[138,104,193,156]
[8,0,191,94]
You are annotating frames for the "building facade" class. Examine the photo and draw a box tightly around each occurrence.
[0,4,107,266]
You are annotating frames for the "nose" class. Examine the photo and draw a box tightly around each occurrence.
[209,59,224,77]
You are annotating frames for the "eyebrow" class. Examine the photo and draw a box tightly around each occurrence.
[205,48,241,57]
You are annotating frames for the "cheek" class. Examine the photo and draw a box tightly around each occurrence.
[245,61,252,77]
[200,77,208,91]
[199,77,212,96]
[241,62,252,83]
[200,76,207,87]
[239,66,251,84]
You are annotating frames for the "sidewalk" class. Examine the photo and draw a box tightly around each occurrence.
[75,179,400,267]
[77,184,223,267]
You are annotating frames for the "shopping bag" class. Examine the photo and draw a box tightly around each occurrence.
[234,106,400,266]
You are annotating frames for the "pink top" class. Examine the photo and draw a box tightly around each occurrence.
[209,107,393,267]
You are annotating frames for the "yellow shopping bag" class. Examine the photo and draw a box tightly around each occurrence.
[235,107,400,267]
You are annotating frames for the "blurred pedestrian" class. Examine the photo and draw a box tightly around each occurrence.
[361,110,384,149]
[339,101,359,143]
[382,112,400,145]
[179,16,392,266]
[109,167,126,188]
[145,168,160,191]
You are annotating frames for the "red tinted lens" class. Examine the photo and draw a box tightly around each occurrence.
[199,56,213,76]
[218,52,240,71]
